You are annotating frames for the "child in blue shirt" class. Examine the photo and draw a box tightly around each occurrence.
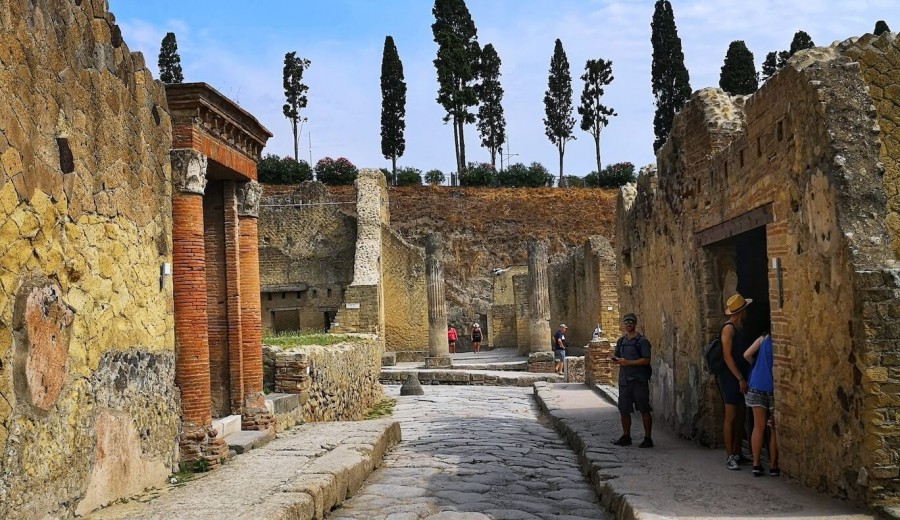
[743,334,779,477]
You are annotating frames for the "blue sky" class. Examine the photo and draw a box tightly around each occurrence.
[109,0,895,178]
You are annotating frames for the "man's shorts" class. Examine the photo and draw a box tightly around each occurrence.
[745,389,774,415]
[716,371,745,406]
[554,349,565,362]
[618,379,651,415]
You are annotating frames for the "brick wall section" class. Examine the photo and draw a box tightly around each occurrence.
[173,193,212,427]
[586,338,617,387]
[222,182,244,415]
[171,117,257,181]
[203,181,231,417]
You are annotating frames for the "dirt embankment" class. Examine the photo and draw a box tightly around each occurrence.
[264,183,619,322]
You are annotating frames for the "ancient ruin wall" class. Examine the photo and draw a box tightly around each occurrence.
[549,236,619,354]
[489,266,528,349]
[0,1,176,517]
[382,230,428,353]
[258,183,356,331]
[617,41,894,507]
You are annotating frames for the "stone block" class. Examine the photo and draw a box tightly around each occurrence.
[381,351,397,366]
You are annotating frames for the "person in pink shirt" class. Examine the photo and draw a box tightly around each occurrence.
[447,325,458,354]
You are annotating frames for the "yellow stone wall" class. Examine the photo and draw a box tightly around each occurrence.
[382,229,428,353]
[0,1,176,517]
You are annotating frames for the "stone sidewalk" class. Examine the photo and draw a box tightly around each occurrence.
[533,382,874,520]
[89,419,401,520]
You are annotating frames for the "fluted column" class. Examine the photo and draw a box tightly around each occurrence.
[527,239,552,354]
[424,233,451,368]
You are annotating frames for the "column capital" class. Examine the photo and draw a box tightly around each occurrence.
[236,180,262,218]
[170,149,208,195]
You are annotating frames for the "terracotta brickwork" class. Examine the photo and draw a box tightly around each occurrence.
[586,338,617,387]
[549,236,619,355]
[616,34,900,510]
[167,84,273,461]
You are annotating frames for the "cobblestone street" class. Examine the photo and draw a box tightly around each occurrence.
[328,386,608,520]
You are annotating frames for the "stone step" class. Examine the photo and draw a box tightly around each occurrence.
[265,392,301,415]
[223,428,275,454]
[380,368,562,387]
[447,361,528,371]
[211,414,241,438]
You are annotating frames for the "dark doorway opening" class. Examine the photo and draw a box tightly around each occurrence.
[734,226,771,338]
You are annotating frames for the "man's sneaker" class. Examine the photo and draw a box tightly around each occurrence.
[769,467,781,476]
[638,437,654,448]
[612,435,632,446]
[752,465,764,477]
[726,455,740,470]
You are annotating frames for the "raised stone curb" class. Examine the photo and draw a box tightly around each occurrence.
[381,368,562,386]
[90,419,402,520]
[533,382,874,520]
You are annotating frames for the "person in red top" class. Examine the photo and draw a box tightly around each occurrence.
[447,325,458,354]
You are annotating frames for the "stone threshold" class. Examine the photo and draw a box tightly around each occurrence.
[89,419,401,520]
[380,368,562,387]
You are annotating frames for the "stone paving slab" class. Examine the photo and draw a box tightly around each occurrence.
[381,367,562,386]
[329,386,610,520]
[533,382,874,520]
[88,419,401,520]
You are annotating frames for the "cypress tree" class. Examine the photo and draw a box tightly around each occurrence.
[476,43,506,169]
[380,36,407,177]
[761,30,814,82]
[158,32,183,84]
[719,41,758,95]
[577,58,616,175]
[543,39,575,187]
[650,0,692,152]
[875,20,891,36]
[432,0,481,181]
[760,51,779,82]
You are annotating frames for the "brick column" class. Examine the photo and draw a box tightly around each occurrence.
[237,181,274,431]
[170,149,227,467]
[223,182,245,415]
[585,337,617,386]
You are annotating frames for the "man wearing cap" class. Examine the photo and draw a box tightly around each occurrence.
[612,313,653,448]
[719,293,753,470]
[553,324,568,375]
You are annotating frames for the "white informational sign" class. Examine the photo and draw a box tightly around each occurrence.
[345,303,361,309]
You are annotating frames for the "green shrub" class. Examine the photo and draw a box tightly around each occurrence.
[496,162,554,187]
[258,154,313,184]
[424,169,445,186]
[394,167,422,186]
[460,162,496,187]
[586,161,635,187]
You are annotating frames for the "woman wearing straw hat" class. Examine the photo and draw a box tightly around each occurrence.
[719,293,753,471]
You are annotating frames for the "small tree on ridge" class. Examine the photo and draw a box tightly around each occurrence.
[283,52,311,163]
[719,41,758,95]
[578,58,616,175]
[476,43,506,169]
[380,36,407,178]
[650,0,692,152]
[158,32,183,84]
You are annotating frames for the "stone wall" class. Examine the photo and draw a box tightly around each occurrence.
[549,236,619,355]
[258,182,355,332]
[616,34,900,509]
[263,338,383,422]
[488,266,527,349]
[0,1,176,517]
[382,230,428,353]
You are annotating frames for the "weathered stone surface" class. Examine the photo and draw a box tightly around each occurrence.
[615,32,900,510]
[0,1,175,517]
[400,374,425,396]
[265,337,384,422]
[236,180,262,217]
[170,149,208,195]
[526,240,551,354]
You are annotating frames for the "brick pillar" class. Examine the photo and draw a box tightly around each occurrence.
[425,233,451,368]
[585,337,617,386]
[237,181,274,431]
[170,149,227,467]
[223,182,245,415]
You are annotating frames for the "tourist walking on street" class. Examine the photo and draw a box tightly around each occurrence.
[719,294,752,470]
[612,313,653,448]
[744,333,779,477]
[447,324,458,354]
[471,323,483,353]
[553,324,568,375]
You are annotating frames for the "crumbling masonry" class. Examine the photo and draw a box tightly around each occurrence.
[616,33,900,511]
